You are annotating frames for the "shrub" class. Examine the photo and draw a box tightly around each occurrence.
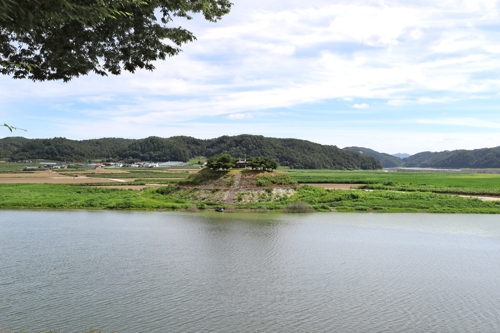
[283,201,314,213]
[156,185,176,195]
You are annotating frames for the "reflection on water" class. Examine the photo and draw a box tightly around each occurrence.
[1,211,500,332]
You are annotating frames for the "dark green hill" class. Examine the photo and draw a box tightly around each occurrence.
[343,146,403,168]
[0,135,382,170]
[5,137,133,161]
[0,136,30,159]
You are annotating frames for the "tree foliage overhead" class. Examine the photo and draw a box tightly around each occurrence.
[0,0,232,81]
[1,134,383,170]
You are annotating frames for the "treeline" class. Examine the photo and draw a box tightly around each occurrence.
[0,135,382,170]
[343,145,500,168]
[1,137,133,161]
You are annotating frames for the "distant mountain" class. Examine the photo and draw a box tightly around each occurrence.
[392,153,410,159]
[403,147,500,168]
[343,146,403,168]
[350,146,500,169]
[0,135,382,170]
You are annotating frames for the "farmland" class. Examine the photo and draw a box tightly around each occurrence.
[1,162,500,213]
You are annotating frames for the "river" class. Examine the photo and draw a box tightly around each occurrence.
[1,211,500,332]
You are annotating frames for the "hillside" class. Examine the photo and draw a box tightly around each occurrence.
[403,147,500,168]
[343,146,403,168]
[347,145,500,169]
[0,136,30,159]
[0,135,382,170]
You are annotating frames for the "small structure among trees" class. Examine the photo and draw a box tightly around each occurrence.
[205,154,278,171]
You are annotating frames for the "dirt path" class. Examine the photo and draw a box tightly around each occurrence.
[225,173,242,204]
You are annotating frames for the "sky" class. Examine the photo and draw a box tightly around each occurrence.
[2,0,500,155]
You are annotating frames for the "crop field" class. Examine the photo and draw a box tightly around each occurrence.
[282,169,500,195]
[1,165,500,212]
[83,171,190,179]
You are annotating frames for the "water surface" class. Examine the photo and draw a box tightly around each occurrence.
[1,211,499,332]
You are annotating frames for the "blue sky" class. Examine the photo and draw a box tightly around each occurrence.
[2,0,500,154]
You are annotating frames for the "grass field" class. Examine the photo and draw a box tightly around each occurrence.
[1,166,500,213]
[282,169,500,195]
[0,182,499,213]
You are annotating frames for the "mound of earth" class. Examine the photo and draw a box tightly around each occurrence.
[174,169,298,205]
[179,169,297,190]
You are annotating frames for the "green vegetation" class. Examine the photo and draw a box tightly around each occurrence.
[291,186,500,213]
[282,169,500,196]
[0,135,382,170]
[0,184,195,210]
[255,174,297,186]
[0,180,499,213]
[179,168,230,186]
[283,201,314,213]
[1,0,232,82]
[343,146,403,168]
[85,172,189,179]
[343,144,500,169]
[403,147,500,168]
[247,156,278,171]
[1,168,500,213]
[206,154,236,170]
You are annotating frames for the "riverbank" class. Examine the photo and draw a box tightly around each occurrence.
[1,168,500,213]
[1,183,500,213]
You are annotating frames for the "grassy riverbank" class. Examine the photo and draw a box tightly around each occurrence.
[1,183,499,213]
[1,167,500,213]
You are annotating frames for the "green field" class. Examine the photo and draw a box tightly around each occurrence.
[84,171,190,179]
[1,168,500,213]
[282,169,500,195]
[0,182,499,213]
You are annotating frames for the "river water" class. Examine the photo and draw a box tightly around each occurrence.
[1,211,500,332]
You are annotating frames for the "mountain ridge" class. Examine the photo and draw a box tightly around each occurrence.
[0,135,382,170]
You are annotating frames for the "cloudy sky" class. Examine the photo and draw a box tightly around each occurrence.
[2,0,500,154]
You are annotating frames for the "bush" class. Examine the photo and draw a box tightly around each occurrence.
[156,185,176,195]
[283,201,314,213]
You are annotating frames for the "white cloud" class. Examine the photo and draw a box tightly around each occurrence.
[410,29,423,40]
[227,113,253,119]
[415,117,500,129]
[353,103,370,109]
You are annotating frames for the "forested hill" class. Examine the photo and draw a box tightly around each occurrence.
[343,146,403,168]
[0,135,382,170]
[342,145,500,168]
[403,147,500,168]
[0,137,134,161]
